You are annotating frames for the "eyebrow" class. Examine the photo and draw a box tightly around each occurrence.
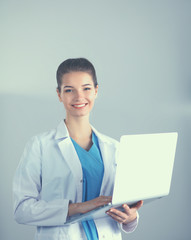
[63,84,93,88]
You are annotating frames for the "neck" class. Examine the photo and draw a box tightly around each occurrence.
[65,115,92,139]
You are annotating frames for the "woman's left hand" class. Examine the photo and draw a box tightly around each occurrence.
[106,200,143,225]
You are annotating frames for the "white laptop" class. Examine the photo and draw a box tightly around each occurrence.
[65,132,178,225]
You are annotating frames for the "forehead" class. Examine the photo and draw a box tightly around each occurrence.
[61,72,94,86]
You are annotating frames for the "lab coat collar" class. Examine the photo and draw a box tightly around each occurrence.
[91,126,113,144]
[55,120,70,140]
[55,119,112,144]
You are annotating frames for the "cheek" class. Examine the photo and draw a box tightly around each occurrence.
[88,91,97,100]
[62,95,71,104]
[89,96,96,106]
[60,97,69,109]
[88,96,95,103]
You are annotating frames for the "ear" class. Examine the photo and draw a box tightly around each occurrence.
[95,85,98,98]
[56,88,62,102]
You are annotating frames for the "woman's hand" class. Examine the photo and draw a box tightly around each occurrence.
[106,200,143,225]
[68,196,112,217]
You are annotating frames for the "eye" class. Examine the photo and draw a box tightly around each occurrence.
[84,87,91,91]
[64,89,72,93]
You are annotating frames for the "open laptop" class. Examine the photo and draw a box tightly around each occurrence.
[65,132,178,225]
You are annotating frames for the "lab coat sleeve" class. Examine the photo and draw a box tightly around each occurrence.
[13,136,69,226]
[120,212,139,233]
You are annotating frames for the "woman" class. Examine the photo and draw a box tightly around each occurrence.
[13,58,143,240]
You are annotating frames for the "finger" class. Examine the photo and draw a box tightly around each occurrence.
[122,204,131,215]
[107,208,128,219]
[106,209,127,223]
[133,200,143,210]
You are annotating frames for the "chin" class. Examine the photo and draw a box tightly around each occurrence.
[69,111,90,118]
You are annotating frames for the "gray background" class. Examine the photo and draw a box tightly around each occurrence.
[1,0,191,239]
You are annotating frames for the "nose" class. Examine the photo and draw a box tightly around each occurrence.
[74,90,84,101]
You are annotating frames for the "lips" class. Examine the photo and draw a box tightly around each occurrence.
[72,103,88,109]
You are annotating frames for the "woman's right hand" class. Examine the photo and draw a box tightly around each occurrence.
[68,196,112,217]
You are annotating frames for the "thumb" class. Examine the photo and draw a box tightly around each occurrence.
[135,200,143,210]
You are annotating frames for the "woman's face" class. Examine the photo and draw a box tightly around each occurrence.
[57,71,98,119]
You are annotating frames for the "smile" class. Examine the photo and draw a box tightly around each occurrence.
[72,103,88,109]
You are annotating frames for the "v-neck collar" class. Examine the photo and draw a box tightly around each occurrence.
[71,132,96,153]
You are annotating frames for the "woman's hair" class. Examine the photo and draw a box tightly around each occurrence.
[56,58,98,92]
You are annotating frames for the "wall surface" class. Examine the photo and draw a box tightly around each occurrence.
[1,0,191,239]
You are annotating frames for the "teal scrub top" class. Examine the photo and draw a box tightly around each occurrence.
[71,131,104,240]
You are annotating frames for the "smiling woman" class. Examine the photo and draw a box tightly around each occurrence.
[13,58,143,240]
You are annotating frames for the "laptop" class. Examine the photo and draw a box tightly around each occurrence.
[65,132,178,225]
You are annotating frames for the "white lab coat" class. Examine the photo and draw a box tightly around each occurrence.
[13,120,138,240]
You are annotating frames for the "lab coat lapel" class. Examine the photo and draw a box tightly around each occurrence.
[55,121,83,186]
[58,138,83,184]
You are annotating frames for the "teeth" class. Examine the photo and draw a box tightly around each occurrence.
[73,104,86,108]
